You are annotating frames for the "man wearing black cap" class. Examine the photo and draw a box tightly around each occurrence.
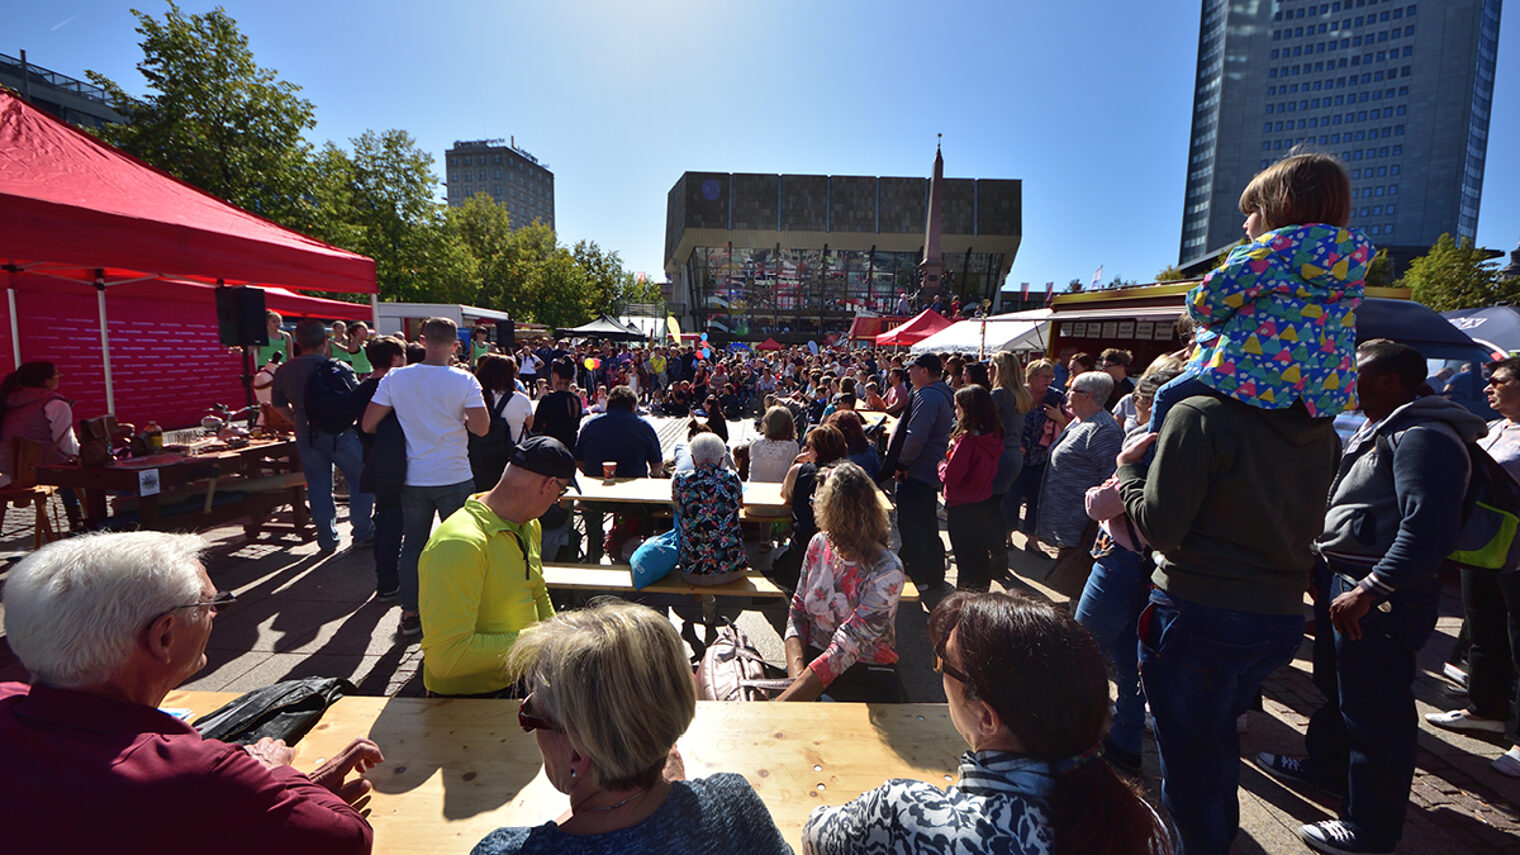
[416,436,580,697]
[882,353,955,592]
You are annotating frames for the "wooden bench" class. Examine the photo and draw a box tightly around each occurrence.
[542,562,921,602]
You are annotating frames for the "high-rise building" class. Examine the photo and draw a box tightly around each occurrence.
[444,138,555,230]
[1179,0,1501,273]
[663,151,1021,339]
[1,51,124,129]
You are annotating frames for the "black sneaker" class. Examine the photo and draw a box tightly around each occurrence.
[1251,753,1344,797]
[398,613,422,639]
[1102,735,1143,777]
[376,586,400,602]
[1298,820,1393,855]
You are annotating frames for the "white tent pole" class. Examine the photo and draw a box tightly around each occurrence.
[371,293,379,330]
[7,289,19,369]
[96,280,114,415]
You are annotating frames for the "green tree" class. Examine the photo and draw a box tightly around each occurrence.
[1364,248,1393,289]
[86,3,316,227]
[1155,265,1187,282]
[1400,234,1504,312]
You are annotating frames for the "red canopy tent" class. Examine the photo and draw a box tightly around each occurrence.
[0,89,377,426]
[875,309,953,347]
[755,337,783,351]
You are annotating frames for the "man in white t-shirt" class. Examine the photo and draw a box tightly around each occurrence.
[362,317,489,639]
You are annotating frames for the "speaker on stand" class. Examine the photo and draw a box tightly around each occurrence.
[216,286,268,428]
[498,319,516,350]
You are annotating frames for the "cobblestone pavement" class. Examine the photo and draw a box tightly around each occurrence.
[0,415,1517,852]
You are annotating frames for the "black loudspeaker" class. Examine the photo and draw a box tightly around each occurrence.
[498,319,516,348]
[216,286,268,347]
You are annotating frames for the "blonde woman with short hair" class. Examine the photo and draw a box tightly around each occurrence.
[473,599,792,854]
[776,462,906,704]
[747,405,799,483]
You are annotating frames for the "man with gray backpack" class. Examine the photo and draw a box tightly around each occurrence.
[271,319,374,555]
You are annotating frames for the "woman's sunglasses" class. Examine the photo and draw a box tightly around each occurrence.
[518,692,558,733]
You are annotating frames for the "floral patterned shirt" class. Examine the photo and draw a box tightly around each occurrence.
[673,465,747,577]
[784,534,904,686]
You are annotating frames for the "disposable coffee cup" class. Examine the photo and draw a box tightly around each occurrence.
[602,462,617,481]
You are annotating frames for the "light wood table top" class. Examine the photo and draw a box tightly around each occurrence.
[541,562,921,602]
[568,477,787,513]
[164,692,962,854]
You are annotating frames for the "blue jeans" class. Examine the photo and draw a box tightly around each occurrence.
[1002,462,1044,534]
[1074,547,1151,756]
[1139,587,1304,855]
[895,477,944,588]
[1303,570,1439,849]
[399,480,476,612]
[296,429,374,551]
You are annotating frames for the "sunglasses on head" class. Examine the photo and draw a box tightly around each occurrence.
[518,692,558,733]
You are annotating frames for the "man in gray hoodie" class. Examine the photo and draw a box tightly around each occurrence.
[884,353,955,590]
[1256,340,1487,855]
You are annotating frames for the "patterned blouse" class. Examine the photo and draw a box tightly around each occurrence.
[673,465,747,578]
[784,533,904,687]
[801,751,1057,855]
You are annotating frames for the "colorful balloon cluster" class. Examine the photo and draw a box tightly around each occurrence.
[583,357,602,370]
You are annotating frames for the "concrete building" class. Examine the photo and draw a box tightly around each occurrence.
[1,51,124,129]
[1179,0,1501,273]
[444,138,555,230]
[663,153,1021,340]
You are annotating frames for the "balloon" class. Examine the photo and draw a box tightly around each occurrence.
[584,357,597,370]
[702,348,711,359]
[700,333,709,341]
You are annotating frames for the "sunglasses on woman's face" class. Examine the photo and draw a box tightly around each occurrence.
[518,692,558,733]
[933,646,969,684]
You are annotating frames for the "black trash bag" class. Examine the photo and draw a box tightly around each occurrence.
[192,677,356,746]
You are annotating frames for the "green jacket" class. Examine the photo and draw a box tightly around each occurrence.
[1118,394,1340,615]
[419,496,554,695]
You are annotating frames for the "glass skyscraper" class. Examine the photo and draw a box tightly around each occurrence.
[1179,0,1500,272]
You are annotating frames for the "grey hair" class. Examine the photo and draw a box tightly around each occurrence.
[3,532,207,688]
[689,432,727,467]
[1071,370,1115,402]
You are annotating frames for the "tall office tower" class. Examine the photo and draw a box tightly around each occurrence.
[1179,0,1501,272]
[444,138,555,230]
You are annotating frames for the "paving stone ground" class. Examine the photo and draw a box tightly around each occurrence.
[1,415,1517,853]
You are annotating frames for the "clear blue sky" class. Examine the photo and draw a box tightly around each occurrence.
[12,1,1519,289]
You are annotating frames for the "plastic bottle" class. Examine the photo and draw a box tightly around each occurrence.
[144,421,163,452]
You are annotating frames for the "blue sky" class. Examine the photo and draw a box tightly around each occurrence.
[11,1,1519,290]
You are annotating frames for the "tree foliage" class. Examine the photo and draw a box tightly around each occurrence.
[1400,234,1515,312]
[1364,248,1393,289]
[80,3,649,326]
[1155,265,1187,282]
[87,3,316,227]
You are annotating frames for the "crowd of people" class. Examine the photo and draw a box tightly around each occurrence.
[4,152,1520,855]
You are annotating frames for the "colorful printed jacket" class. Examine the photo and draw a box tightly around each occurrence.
[1187,224,1371,417]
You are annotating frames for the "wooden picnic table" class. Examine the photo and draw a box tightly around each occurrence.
[542,562,921,602]
[36,437,313,540]
[568,477,787,513]
[163,691,963,854]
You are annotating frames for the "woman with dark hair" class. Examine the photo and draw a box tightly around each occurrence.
[824,410,878,482]
[941,385,1004,592]
[701,395,729,443]
[469,354,533,491]
[768,424,848,591]
[0,361,81,528]
[803,591,1170,855]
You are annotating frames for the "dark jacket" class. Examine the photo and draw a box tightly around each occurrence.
[1316,395,1487,594]
[1118,393,1341,615]
[356,376,406,498]
[893,381,955,487]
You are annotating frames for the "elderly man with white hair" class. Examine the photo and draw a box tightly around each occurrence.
[0,532,382,853]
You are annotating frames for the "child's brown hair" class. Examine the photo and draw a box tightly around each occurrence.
[1238,152,1351,231]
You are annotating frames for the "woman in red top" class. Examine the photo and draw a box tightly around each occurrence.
[939,384,1005,591]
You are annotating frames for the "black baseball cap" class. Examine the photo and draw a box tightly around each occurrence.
[511,436,581,492]
[911,353,942,373]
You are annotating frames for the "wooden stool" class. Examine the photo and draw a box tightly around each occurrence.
[0,484,58,549]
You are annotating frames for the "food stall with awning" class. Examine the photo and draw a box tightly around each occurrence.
[874,309,952,347]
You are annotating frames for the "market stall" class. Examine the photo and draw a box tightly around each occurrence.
[874,309,952,347]
[909,309,1051,356]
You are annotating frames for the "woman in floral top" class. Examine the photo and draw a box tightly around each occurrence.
[777,461,905,703]
[672,433,748,586]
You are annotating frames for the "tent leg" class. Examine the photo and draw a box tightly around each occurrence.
[97,284,114,416]
[7,289,19,370]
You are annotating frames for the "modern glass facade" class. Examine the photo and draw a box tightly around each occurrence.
[666,171,1022,339]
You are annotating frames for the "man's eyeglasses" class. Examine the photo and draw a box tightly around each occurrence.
[169,590,236,614]
[518,692,558,733]
[932,646,969,685]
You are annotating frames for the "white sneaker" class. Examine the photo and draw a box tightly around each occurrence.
[1493,747,1520,778]
[1425,708,1506,734]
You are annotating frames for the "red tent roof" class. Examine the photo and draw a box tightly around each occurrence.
[755,337,783,351]
[0,90,375,294]
[875,309,954,346]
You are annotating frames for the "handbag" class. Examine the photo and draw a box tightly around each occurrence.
[694,624,793,701]
[631,527,681,588]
